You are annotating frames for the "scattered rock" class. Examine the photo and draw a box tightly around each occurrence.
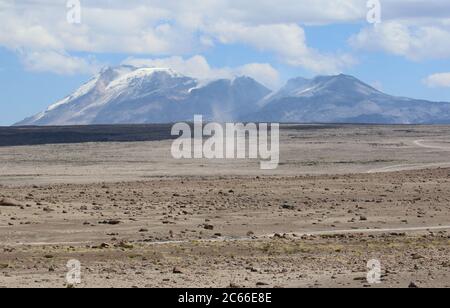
[256,282,269,286]
[280,204,295,210]
[248,267,259,273]
[99,220,121,225]
[0,198,22,207]
[173,267,183,274]
[412,253,424,260]
[408,282,419,288]
[116,241,133,249]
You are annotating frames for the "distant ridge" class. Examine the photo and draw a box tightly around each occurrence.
[16,65,270,126]
[16,67,450,125]
[247,74,450,124]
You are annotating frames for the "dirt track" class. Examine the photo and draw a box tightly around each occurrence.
[1,125,450,288]
[1,168,450,288]
[2,125,450,186]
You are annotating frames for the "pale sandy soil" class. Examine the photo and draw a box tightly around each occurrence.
[1,125,450,186]
[0,125,450,288]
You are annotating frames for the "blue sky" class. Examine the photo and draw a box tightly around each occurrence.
[1,0,450,125]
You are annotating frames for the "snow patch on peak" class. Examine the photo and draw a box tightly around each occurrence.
[127,67,182,78]
[106,67,183,91]
[46,75,101,112]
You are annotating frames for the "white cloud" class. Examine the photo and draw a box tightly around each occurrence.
[20,50,100,75]
[350,21,450,60]
[0,13,63,51]
[423,73,450,88]
[2,0,450,76]
[381,0,450,21]
[208,22,355,74]
[0,0,361,75]
[123,55,281,89]
[236,63,281,89]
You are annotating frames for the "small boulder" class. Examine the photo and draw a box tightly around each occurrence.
[256,282,269,286]
[280,204,295,210]
[0,198,22,207]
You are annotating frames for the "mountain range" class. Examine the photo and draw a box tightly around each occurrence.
[16,65,450,125]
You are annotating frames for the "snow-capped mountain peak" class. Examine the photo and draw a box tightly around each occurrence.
[107,67,183,89]
[250,74,450,124]
[15,69,450,125]
[46,75,101,112]
[279,74,382,98]
[16,66,270,125]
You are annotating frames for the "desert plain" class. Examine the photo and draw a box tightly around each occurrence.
[0,124,450,288]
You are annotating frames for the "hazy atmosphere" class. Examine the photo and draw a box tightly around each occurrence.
[1,0,450,293]
[1,0,450,125]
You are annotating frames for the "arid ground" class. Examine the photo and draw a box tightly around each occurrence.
[0,125,449,288]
